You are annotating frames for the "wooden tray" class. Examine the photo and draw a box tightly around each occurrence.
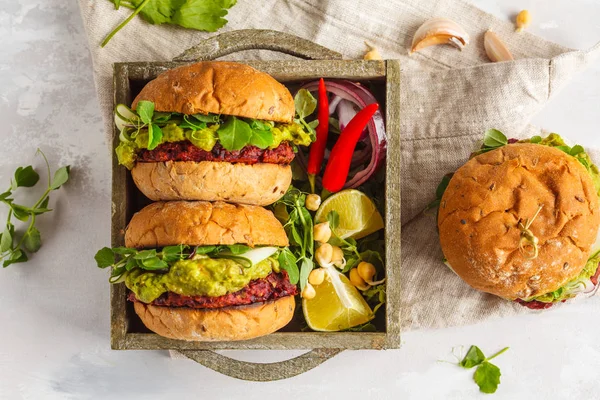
[110,29,401,381]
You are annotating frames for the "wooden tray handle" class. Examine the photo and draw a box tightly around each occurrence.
[173,29,343,61]
[180,348,342,381]
[173,29,343,381]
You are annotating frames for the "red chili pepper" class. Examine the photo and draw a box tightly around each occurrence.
[307,78,330,193]
[322,103,379,193]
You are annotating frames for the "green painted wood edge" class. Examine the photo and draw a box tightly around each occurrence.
[180,348,343,381]
[383,59,402,349]
[174,29,343,62]
[122,332,387,350]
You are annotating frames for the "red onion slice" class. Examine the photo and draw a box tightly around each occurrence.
[298,80,387,189]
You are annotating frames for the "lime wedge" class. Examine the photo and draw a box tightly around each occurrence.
[314,189,384,239]
[303,265,373,331]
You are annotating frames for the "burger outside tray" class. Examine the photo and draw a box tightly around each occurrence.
[110,30,401,380]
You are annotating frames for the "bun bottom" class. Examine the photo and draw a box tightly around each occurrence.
[133,296,295,341]
[131,161,292,206]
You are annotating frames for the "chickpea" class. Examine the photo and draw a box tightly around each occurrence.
[315,243,333,266]
[302,283,316,299]
[349,268,369,291]
[331,246,345,268]
[364,47,382,60]
[313,222,332,243]
[308,268,326,286]
[305,194,322,211]
[357,261,377,282]
[515,10,531,32]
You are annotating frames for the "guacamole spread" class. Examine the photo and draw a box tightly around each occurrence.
[125,256,279,303]
[116,120,313,170]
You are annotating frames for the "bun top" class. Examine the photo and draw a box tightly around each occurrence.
[125,201,289,248]
[438,143,600,300]
[132,62,295,123]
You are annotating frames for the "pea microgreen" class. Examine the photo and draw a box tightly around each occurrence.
[116,95,314,155]
[272,187,315,288]
[294,89,318,138]
[457,345,509,394]
[325,210,386,313]
[94,244,264,283]
[0,150,70,268]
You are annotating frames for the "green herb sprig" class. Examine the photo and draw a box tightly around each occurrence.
[102,0,238,47]
[325,210,386,313]
[117,92,316,154]
[95,244,190,283]
[294,89,319,138]
[272,187,315,288]
[0,151,70,267]
[94,244,254,283]
[458,345,509,394]
[469,128,509,157]
[424,173,453,214]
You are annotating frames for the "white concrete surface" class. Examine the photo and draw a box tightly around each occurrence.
[0,1,599,399]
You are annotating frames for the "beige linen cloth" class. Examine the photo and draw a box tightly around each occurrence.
[79,0,600,331]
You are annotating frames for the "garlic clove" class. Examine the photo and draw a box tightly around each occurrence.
[410,17,470,54]
[484,30,514,62]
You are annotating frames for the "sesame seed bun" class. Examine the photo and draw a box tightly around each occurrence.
[438,143,600,300]
[133,296,295,342]
[124,200,289,249]
[132,61,295,123]
[131,161,291,206]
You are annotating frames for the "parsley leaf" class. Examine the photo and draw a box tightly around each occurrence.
[172,0,234,31]
[102,0,237,47]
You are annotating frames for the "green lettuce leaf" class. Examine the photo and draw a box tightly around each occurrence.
[521,133,600,196]
[114,103,313,169]
[522,250,600,304]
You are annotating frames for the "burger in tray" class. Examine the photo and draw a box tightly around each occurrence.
[113,61,315,206]
[434,130,600,309]
[96,201,297,341]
